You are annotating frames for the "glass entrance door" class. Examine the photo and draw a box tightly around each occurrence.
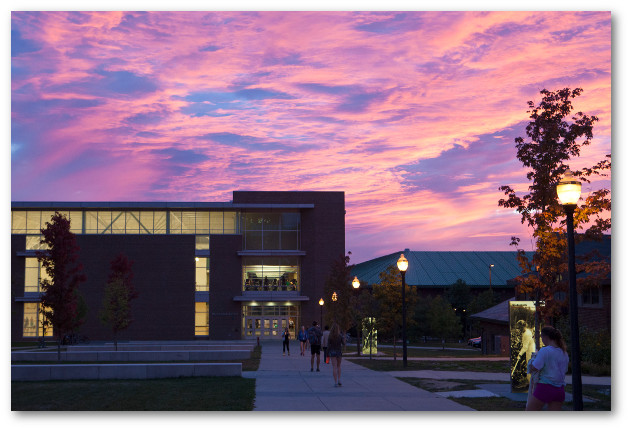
[242,304,299,340]
[244,316,294,339]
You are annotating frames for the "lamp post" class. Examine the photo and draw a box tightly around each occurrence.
[488,264,494,290]
[331,292,337,323]
[352,276,361,356]
[319,298,324,325]
[397,253,409,367]
[556,169,583,411]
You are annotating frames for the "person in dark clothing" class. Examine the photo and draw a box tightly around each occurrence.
[308,321,323,372]
[282,327,290,356]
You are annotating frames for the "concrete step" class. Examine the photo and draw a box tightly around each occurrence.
[11,350,252,362]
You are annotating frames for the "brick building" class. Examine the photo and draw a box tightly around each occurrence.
[11,191,345,342]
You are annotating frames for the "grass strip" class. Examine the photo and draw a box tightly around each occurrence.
[12,376,256,411]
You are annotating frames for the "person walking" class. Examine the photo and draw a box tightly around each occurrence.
[526,326,569,411]
[298,326,308,356]
[282,327,290,356]
[327,323,345,386]
[322,325,330,364]
[308,321,323,371]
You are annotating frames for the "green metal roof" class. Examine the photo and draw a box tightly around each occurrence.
[351,249,534,288]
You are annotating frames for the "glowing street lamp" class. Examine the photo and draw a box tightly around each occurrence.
[397,253,409,367]
[557,169,583,411]
[352,276,361,355]
[488,264,494,290]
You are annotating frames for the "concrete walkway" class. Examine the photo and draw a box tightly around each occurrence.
[243,340,474,411]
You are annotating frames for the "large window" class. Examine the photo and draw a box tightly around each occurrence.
[242,257,299,291]
[22,303,53,338]
[242,212,300,250]
[12,210,82,234]
[24,258,50,293]
[12,210,240,235]
[195,257,209,291]
[195,302,209,336]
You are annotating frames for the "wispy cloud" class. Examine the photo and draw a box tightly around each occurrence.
[11,11,611,262]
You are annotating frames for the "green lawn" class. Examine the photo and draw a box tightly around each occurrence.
[12,376,256,411]
[11,345,262,411]
[347,358,511,373]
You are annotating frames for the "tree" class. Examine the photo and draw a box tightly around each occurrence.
[498,88,611,320]
[37,212,86,360]
[446,279,472,339]
[100,253,138,351]
[322,252,353,331]
[426,296,462,348]
[372,264,418,359]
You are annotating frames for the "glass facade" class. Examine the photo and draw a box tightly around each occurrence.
[242,212,300,250]
[11,209,240,235]
[242,257,299,291]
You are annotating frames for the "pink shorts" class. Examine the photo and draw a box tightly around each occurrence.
[533,383,566,403]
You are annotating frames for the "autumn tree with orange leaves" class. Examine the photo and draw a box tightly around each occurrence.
[498,88,610,341]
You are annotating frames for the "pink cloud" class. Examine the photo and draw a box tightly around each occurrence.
[11,11,611,263]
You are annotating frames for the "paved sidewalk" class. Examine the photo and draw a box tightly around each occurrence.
[243,341,474,411]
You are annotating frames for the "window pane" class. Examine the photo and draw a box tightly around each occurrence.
[195,302,209,336]
[210,212,223,233]
[154,211,167,234]
[181,211,196,234]
[195,212,209,234]
[282,213,300,230]
[139,211,154,234]
[69,211,83,234]
[125,211,140,234]
[27,211,41,233]
[264,213,281,230]
[196,235,209,250]
[25,258,39,290]
[25,235,45,250]
[111,211,125,234]
[245,231,262,250]
[98,211,112,233]
[195,258,209,291]
[263,231,280,250]
[23,303,38,337]
[12,211,26,233]
[245,214,263,231]
[41,211,57,230]
[85,211,98,233]
[170,211,182,234]
[281,231,298,250]
[224,211,238,233]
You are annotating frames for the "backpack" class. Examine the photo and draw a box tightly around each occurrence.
[308,326,321,345]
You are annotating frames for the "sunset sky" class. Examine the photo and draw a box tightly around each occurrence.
[10,9,612,263]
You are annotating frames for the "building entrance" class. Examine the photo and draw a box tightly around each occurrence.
[242,304,299,340]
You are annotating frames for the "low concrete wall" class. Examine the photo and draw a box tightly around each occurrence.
[12,349,252,362]
[12,363,242,381]
[67,344,255,352]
